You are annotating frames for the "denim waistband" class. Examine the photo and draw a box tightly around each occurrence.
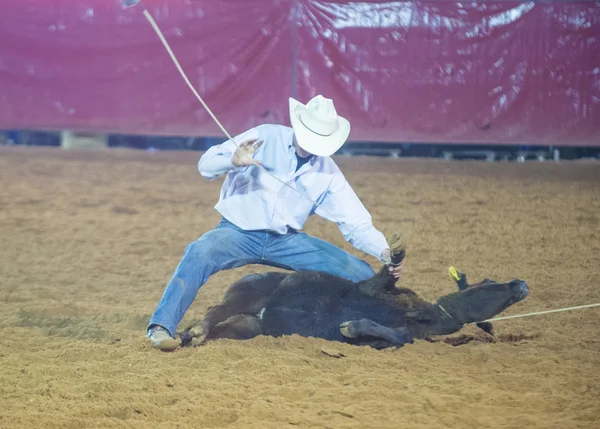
[217,217,298,235]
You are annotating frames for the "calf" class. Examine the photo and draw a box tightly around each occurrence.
[176,235,528,350]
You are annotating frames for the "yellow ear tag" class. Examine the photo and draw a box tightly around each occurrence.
[448,266,460,282]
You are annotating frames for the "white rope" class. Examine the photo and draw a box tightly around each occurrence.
[141,9,321,208]
[481,302,600,323]
[143,10,231,141]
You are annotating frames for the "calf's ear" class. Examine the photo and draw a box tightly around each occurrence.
[476,321,495,336]
[448,266,468,291]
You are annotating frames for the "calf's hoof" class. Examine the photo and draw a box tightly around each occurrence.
[186,321,210,346]
[340,321,360,338]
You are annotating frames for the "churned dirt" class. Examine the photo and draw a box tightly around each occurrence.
[1,146,599,429]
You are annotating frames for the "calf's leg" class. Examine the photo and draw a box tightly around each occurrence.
[180,312,262,345]
[340,319,414,347]
[208,314,262,340]
[179,272,287,346]
[178,303,238,346]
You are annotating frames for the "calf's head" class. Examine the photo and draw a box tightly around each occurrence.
[436,278,529,325]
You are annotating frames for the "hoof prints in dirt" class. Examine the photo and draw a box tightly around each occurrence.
[427,333,540,347]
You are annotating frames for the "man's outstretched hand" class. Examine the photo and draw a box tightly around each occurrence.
[231,138,263,167]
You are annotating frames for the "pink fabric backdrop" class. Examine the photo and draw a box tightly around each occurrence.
[1,0,599,146]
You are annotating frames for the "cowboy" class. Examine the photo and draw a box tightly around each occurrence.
[147,95,404,350]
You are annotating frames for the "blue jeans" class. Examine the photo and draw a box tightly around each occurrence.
[148,217,375,336]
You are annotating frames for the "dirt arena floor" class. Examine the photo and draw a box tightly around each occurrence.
[1,146,599,429]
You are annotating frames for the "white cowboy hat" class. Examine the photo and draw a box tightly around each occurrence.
[289,95,351,157]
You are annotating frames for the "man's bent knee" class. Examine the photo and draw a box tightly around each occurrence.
[184,239,210,259]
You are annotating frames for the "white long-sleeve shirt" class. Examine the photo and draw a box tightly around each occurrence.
[198,124,389,260]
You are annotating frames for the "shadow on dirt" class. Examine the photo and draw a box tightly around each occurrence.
[427,333,540,347]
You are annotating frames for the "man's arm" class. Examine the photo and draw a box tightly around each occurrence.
[314,171,389,261]
[198,127,261,180]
